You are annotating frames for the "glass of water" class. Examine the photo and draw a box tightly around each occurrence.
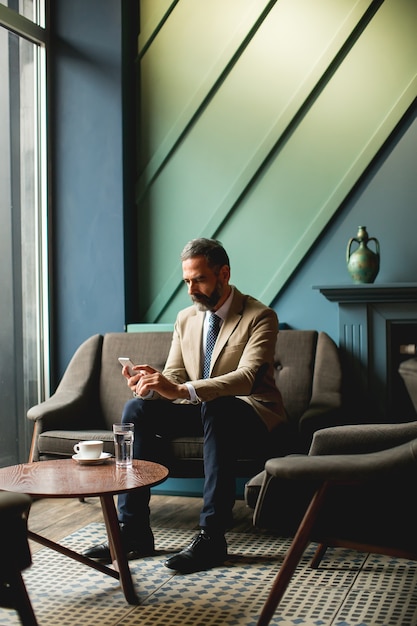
[113,422,134,467]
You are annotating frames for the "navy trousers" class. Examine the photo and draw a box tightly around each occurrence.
[118,396,269,534]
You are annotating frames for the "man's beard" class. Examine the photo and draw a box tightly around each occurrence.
[191,282,223,312]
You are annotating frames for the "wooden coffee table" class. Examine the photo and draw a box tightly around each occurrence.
[0,458,168,604]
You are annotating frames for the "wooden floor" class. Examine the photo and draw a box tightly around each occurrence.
[27,493,256,555]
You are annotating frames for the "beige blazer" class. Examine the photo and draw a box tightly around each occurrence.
[162,287,286,432]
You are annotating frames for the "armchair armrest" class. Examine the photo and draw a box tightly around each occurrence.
[253,438,417,529]
[0,491,32,515]
[309,422,417,456]
[264,438,417,483]
[0,492,33,571]
[27,390,94,430]
[298,399,343,438]
[399,357,417,412]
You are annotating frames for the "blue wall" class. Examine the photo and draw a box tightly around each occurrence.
[51,0,126,381]
[51,3,417,381]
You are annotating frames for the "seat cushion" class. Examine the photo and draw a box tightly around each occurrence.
[37,430,114,459]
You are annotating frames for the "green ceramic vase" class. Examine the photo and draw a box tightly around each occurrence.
[346,226,380,284]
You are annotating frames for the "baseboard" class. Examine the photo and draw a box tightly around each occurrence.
[151,477,248,499]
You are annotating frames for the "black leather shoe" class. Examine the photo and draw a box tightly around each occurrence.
[164,530,227,573]
[83,525,155,564]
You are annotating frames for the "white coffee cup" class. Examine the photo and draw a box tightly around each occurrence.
[73,440,103,459]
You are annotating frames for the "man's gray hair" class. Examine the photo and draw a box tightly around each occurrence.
[180,238,230,272]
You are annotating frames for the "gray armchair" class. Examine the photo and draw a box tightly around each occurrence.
[0,491,38,626]
[248,357,417,626]
[251,424,417,625]
[28,329,344,479]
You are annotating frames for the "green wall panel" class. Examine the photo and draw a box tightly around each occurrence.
[136,0,417,323]
[222,0,417,305]
[138,0,271,180]
[139,0,176,51]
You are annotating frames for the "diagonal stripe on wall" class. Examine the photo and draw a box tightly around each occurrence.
[136,0,417,322]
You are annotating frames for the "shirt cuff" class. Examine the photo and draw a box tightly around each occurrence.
[185,382,200,404]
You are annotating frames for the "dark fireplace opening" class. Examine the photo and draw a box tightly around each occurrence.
[388,321,417,422]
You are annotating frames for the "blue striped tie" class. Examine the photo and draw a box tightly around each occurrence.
[203,313,221,378]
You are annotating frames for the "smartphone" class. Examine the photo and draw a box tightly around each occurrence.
[118,357,136,376]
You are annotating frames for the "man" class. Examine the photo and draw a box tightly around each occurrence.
[85,238,286,573]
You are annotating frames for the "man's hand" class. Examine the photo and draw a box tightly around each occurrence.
[122,364,189,401]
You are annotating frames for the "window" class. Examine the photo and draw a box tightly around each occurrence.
[0,0,40,23]
[0,2,48,465]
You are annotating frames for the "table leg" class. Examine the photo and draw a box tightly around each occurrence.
[100,494,139,605]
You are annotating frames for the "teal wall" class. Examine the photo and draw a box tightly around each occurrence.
[274,106,417,343]
[51,1,417,378]
[135,0,417,326]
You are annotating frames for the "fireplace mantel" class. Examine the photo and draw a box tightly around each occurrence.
[314,283,417,304]
[314,283,417,422]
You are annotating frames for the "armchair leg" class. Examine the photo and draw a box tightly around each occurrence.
[311,543,327,569]
[4,569,39,626]
[28,422,42,463]
[257,482,329,626]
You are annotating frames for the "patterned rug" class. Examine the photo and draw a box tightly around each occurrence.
[2,523,417,626]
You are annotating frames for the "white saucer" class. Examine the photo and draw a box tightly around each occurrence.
[72,452,112,465]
